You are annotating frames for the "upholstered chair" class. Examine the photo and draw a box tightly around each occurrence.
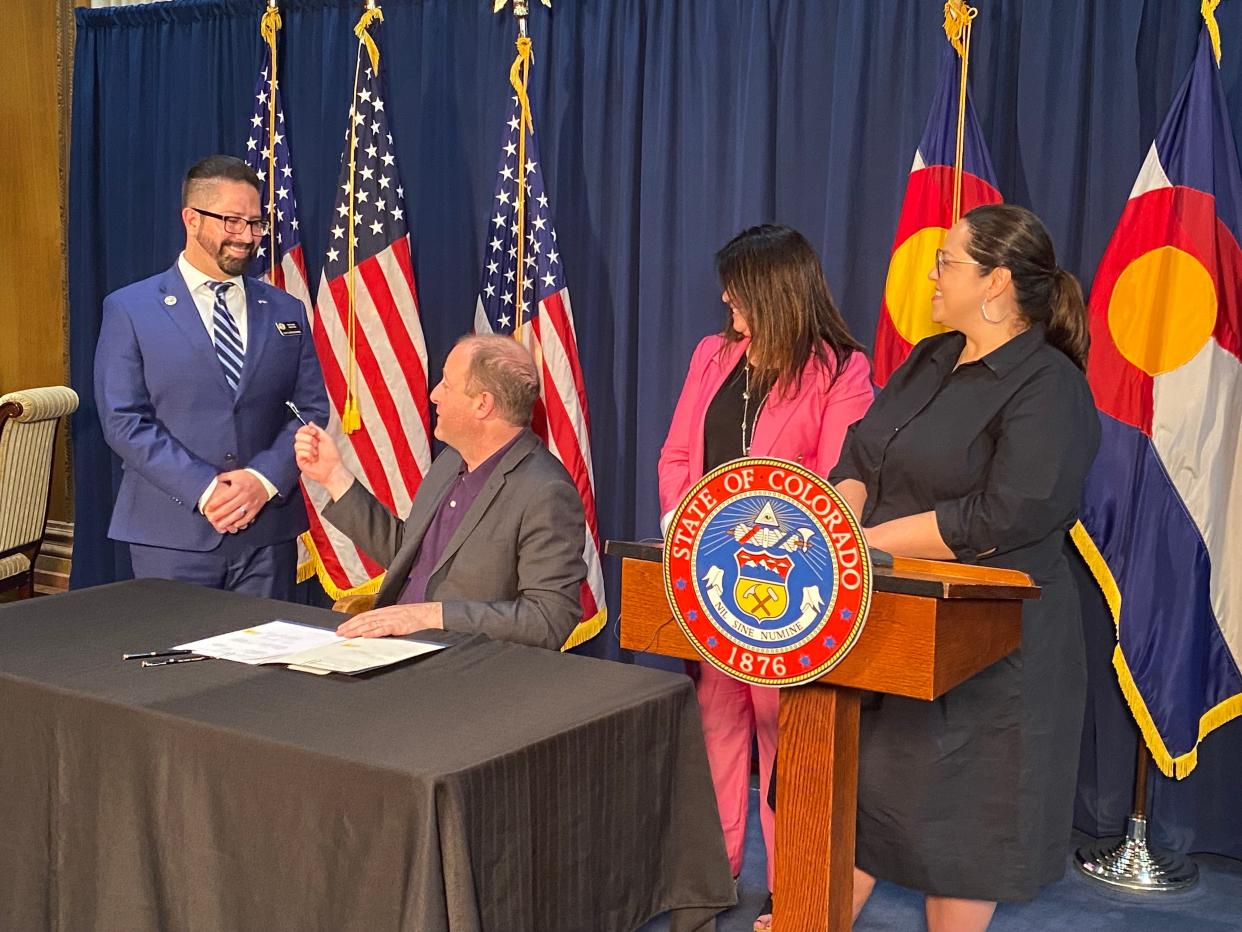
[0,386,79,598]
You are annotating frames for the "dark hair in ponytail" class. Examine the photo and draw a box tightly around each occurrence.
[963,204,1090,370]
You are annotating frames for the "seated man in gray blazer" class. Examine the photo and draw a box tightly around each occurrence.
[294,335,586,650]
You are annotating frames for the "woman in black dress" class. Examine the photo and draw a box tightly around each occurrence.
[830,204,1099,931]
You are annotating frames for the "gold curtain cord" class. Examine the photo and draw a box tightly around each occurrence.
[943,0,978,225]
[509,34,534,335]
[341,4,385,433]
[261,4,281,275]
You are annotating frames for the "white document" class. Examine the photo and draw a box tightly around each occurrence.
[176,620,447,675]
[177,621,341,664]
[283,638,447,676]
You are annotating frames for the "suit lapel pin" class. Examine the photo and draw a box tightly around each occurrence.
[164,295,177,306]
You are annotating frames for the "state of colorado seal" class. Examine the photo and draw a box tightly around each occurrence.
[663,457,872,687]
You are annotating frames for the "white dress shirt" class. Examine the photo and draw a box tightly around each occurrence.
[177,252,249,350]
[176,253,276,514]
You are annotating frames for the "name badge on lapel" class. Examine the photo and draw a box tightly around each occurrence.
[275,321,303,336]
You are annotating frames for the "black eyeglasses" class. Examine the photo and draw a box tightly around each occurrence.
[191,207,270,237]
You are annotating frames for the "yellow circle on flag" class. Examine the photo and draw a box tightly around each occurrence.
[884,226,949,345]
[1107,246,1217,376]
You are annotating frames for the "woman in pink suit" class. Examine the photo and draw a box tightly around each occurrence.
[658,224,873,930]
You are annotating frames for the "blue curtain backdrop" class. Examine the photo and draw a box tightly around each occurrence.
[69,0,1242,859]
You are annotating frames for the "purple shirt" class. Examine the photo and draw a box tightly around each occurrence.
[395,434,523,604]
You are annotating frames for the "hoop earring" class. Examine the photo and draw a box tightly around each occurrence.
[980,297,1006,324]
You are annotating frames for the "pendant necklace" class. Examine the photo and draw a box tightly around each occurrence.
[741,360,753,455]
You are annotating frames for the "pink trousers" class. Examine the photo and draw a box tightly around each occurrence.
[695,662,779,891]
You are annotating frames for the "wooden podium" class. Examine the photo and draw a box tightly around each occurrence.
[607,541,1038,931]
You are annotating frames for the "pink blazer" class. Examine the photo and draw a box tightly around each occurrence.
[658,334,874,520]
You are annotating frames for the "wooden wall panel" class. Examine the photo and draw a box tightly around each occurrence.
[0,1,76,521]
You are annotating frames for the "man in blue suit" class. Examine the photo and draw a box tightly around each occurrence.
[95,155,328,599]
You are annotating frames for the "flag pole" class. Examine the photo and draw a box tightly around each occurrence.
[495,0,547,336]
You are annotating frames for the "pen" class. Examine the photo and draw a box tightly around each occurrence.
[123,649,193,661]
[141,655,212,668]
[285,400,309,426]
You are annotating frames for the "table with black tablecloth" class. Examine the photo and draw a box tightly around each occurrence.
[0,579,733,932]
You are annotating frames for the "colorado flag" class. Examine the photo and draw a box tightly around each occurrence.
[1077,26,1242,778]
[872,45,1002,385]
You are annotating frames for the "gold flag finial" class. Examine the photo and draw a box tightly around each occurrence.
[943,0,978,58]
[1202,0,1222,65]
[493,0,551,15]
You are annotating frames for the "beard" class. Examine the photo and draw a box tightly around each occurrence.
[215,239,255,276]
[197,224,255,276]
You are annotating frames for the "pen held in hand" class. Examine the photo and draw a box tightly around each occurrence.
[141,655,212,668]
[285,400,309,426]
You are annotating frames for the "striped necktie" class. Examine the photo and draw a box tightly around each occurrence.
[207,281,244,392]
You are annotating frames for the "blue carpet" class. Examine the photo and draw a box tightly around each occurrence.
[641,786,1242,931]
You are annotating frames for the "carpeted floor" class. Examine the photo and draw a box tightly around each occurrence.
[642,786,1242,931]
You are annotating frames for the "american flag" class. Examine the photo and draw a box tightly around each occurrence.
[474,85,607,649]
[243,18,321,587]
[243,65,311,312]
[308,26,432,597]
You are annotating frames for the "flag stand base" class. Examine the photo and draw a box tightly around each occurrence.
[1074,743,1198,893]
[1074,816,1198,892]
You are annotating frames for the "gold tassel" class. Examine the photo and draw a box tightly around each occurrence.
[341,396,361,432]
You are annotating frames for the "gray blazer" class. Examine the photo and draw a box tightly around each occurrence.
[323,430,587,650]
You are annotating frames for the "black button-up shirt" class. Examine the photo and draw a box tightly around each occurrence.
[831,324,1099,579]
